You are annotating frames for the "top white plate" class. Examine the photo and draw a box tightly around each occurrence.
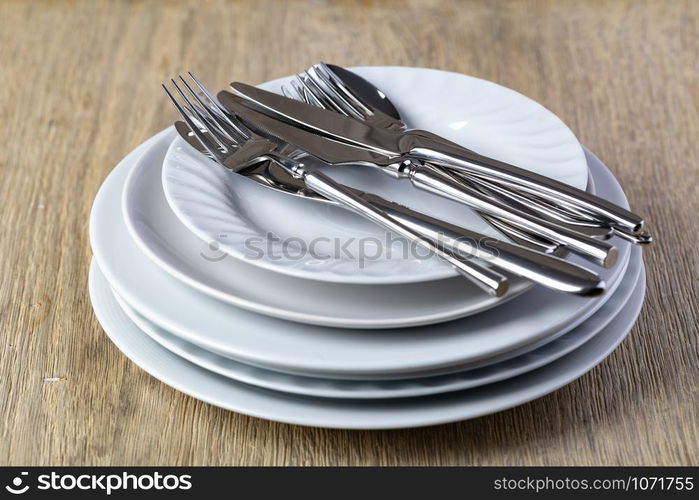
[163,66,588,284]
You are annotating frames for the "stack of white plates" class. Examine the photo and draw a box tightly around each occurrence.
[89,67,645,429]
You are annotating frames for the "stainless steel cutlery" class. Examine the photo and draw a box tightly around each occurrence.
[162,74,609,297]
[159,64,654,298]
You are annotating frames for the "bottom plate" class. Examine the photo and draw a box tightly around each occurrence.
[90,260,646,429]
[113,250,642,399]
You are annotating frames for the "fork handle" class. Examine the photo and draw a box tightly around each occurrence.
[300,169,509,296]
[393,163,618,268]
[356,192,604,297]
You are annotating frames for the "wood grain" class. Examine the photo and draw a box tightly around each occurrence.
[0,0,697,466]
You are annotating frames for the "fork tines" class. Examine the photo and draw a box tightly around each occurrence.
[282,64,368,120]
[162,74,251,163]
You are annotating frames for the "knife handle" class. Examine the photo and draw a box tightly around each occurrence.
[397,164,618,268]
[406,135,644,235]
[359,193,604,297]
[299,168,509,296]
[445,170,614,238]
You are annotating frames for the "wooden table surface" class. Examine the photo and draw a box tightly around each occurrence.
[1,0,697,466]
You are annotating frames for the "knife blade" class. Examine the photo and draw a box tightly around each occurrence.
[226,84,407,159]
[218,91,398,165]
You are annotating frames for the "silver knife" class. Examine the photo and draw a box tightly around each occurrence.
[226,82,644,235]
[218,92,619,268]
[306,64,614,237]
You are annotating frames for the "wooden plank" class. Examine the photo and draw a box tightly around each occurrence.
[0,0,696,465]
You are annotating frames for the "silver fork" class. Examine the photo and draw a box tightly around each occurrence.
[282,63,628,239]
[297,64,650,235]
[162,74,512,296]
[292,64,653,246]
[287,66,618,235]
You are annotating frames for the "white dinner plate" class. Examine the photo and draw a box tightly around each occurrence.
[113,249,641,399]
[90,135,631,379]
[89,260,646,429]
[123,129,530,328]
[163,66,589,284]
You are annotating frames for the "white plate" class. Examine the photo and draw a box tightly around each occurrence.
[163,66,588,284]
[90,136,631,379]
[124,129,529,328]
[113,249,642,399]
[89,260,645,429]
